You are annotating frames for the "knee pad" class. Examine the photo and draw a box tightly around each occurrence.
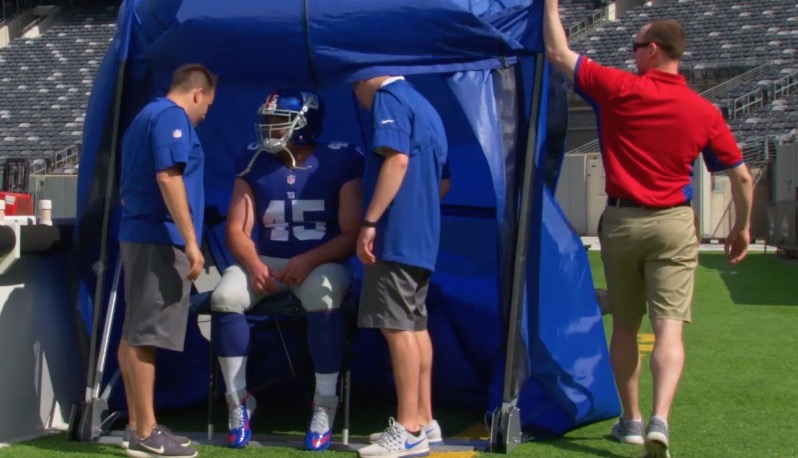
[210,288,250,314]
[294,263,352,312]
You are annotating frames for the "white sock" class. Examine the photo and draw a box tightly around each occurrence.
[219,356,248,396]
[315,372,338,397]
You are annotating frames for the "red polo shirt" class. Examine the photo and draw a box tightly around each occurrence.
[573,55,744,207]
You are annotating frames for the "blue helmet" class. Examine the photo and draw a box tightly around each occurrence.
[255,90,324,155]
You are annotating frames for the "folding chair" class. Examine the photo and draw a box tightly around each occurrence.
[189,288,359,446]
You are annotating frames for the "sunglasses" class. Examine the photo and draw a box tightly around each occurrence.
[632,41,652,51]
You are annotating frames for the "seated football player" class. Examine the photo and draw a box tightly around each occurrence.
[209,89,364,450]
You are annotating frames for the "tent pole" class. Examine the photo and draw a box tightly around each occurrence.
[490,53,546,454]
[76,57,127,442]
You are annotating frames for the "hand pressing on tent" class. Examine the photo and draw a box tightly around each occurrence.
[357,226,376,265]
[276,253,314,285]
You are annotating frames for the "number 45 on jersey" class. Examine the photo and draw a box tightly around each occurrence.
[262,199,326,241]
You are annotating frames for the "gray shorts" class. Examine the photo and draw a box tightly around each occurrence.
[120,242,191,352]
[358,260,431,332]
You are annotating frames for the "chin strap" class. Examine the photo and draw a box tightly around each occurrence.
[280,145,312,170]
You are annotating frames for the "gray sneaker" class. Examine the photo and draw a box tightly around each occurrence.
[610,418,644,444]
[121,425,134,449]
[643,417,670,458]
[121,424,191,450]
[126,425,198,458]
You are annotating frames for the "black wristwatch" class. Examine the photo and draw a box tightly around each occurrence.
[362,219,377,228]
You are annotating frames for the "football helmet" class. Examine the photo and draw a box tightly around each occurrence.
[255,90,324,167]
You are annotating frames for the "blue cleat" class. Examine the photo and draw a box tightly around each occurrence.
[226,391,256,448]
[304,394,338,451]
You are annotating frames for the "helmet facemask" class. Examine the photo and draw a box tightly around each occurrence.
[255,111,307,154]
[254,91,321,169]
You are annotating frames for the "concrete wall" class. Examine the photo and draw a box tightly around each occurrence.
[556,153,771,239]
[28,174,78,218]
[0,5,60,46]
[0,251,84,443]
[0,9,34,47]
[774,143,798,202]
[21,6,61,40]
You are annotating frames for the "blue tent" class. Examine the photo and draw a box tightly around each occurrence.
[72,0,619,443]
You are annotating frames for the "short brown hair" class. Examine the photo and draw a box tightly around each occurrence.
[170,63,217,92]
[643,19,686,60]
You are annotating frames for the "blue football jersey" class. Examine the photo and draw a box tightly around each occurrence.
[235,141,364,259]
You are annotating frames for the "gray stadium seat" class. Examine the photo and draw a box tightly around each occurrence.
[0,6,117,169]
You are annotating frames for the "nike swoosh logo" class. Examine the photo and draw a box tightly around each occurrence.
[405,438,425,449]
[141,444,165,453]
[381,120,395,124]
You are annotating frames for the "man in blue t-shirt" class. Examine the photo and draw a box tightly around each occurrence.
[352,76,448,458]
[209,90,364,451]
[116,63,216,458]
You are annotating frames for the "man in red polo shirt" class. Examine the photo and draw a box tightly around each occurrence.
[542,2,754,457]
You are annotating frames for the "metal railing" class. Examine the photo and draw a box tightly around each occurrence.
[30,142,80,175]
[727,70,798,119]
[730,88,767,119]
[700,62,775,101]
[772,71,798,100]
[736,135,780,171]
[568,137,600,155]
[566,9,606,41]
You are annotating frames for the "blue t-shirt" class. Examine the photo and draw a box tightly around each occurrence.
[118,97,205,246]
[362,79,448,272]
[236,141,364,259]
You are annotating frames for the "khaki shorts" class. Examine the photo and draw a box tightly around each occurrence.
[598,205,699,323]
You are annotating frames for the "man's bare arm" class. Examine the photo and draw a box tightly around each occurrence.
[364,149,409,222]
[224,178,264,273]
[156,166,198,247]
[726,163,753,232]
[543,0,580,82]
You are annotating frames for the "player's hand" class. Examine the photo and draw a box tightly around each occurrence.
[250,262,279,295]
[357,227,376,265]
[277,254,314,286]
[185,241,205,281]
[725,226,750,265]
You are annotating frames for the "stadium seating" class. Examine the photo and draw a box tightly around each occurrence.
[560,0,607,35]
[563,0,798,150]
[572,0,798,71]
[729,92,798,143]
[0,6,116,169]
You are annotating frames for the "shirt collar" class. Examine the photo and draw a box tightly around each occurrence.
[380,76,405,87]
[644,70,686,85]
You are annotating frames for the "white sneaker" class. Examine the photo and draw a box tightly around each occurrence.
[358,417,430,458]
[368,419,442,445]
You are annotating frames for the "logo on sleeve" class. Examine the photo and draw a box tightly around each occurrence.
[172,129,183,139]
[381,119,395,125]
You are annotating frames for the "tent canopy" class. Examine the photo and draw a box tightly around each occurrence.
[128,0,541,87]
[74,0,619,439]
